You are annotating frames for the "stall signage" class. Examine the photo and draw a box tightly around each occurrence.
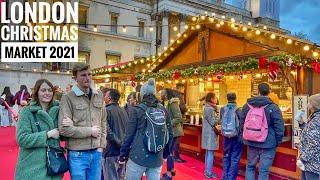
[292,95,308,149]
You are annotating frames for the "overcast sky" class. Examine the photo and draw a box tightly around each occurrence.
[280,0,320,44]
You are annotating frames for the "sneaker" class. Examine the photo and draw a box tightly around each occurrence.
[204,172,217,179]
[174,158,187,163]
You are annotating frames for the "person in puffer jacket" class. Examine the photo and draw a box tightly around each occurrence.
[297,93,320,180]
[241,83,284,180]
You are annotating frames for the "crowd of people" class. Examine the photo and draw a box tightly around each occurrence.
[5,62,319,180]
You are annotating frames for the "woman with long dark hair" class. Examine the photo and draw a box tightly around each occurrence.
[202,92,219,178]
[15,79,62,180]
[13,85,31,109]
[1,86,14,126]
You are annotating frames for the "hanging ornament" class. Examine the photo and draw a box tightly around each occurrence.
[172,71,181,80]
[268,62,280,81]
[216,71,224,80]
[287,58,293,67]
[259,56,268,70]
[238,74,243,80]
[194,68,199,75]
[311,61,320,73]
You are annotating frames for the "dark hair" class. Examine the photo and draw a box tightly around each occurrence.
[1,86,12,97]
[101,87,109,96]
[32,79,55,107]
[227,92,236,103]
[72,63,90,76]
[258,83,270,96]
[205,92,216,103]
[107,88,121,103]
[127,92,137,103]
[20,85,28,92]
[164,88,178,100]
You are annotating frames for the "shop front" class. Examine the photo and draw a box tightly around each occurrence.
[92,15,320,179]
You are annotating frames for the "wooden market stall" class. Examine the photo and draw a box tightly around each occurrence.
[92,16,320,179]
[132,17,320,179]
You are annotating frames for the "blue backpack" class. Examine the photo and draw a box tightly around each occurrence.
[138,103,169,153]
[221,104,239,138]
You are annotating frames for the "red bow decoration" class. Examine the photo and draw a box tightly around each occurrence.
[173,71,181,80]
[268,62,280,81]
[312,61,320,73]
[259,56,268,70]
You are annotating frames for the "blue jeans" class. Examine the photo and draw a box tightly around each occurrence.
[102,156,125,180]
[301,171,319,180]
[222,137,243,180]
[126,159,162,180]
[245,146,276,180]
[205,150,214,176]
[68,149,102,180]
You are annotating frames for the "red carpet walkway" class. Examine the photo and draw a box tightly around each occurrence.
[0,127,244,180]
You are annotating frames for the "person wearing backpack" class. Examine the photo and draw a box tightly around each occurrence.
[220,92,243,180]
[241,83,284,180]
[119,78,173,180]
[202,92,220,179]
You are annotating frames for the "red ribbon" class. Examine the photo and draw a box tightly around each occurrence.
[312,61,320,73]
[259,56,268,70]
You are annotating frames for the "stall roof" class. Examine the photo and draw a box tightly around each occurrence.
[92,15,320,77]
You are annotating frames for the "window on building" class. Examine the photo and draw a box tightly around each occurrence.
[106,54,120,65]
[111,14,118,33]
[79,6,88,27]
[138,21,145,38]
[79,52,90,64]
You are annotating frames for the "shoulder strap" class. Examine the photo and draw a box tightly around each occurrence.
[247,103,253,109]
[32,112,41,132]
[137,103,148,111]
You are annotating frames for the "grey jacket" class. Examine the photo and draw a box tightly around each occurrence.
[299,110,320,174]
[202,103,219,150]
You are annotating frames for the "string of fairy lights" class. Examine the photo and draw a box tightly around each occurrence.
[91,12,320,76]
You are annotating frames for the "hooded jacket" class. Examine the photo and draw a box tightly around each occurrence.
[166,97,184,137]
[119,94,173,168]
[241,96,284,148]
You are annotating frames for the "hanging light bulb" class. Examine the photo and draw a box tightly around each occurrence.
[149,27,154,32]
[220,21,224,25]
[211,12,216,16]
[192,17,197,21]
[209,17,214,22]
[173,26,178,31]
[263,25,267,30]
[270,34,276,39]
[201,15,206,20]
[287,39,293,44]
[248,22,252,26]
[170,39,174,43]
[93,25,98,32]
[196,24,201,29]
[222,15,226,19]
[255,30,261,35]
[122,26,127,32]
[183,34,188,38]
[216,24,221,28]
[231,18,235,23]
[164,46,168,50]
[303,45,310,51]
[231,23,235,28]
[313,51,319,57]
[184,25,189,29]
[177,33,181,37]
[242,26,247,31]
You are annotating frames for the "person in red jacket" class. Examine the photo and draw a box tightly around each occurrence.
[13,85,31,108]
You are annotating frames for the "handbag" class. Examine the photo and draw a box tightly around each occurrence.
[32,112,69,176]
[205,114,219,135]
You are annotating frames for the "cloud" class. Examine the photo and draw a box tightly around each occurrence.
[280,0,320,44]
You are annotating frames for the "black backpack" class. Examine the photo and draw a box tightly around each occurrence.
[137,103,169,153]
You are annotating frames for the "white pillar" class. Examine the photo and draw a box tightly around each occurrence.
[161,11,169,49]
[150,20,157,55]
[179,14,187,34]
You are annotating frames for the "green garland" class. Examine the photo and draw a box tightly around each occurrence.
[135,54,316,81]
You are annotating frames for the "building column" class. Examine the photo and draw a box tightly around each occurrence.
[161,11,169,49]
[179,14,187,34]
[150,19,157,55]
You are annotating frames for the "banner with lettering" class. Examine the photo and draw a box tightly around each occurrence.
[292,95,308,149]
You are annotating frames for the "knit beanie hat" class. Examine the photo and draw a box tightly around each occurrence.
[140,78,156,101]
[309,93,320,111]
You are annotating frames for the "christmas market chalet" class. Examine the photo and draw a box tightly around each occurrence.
[92,15,320,179]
